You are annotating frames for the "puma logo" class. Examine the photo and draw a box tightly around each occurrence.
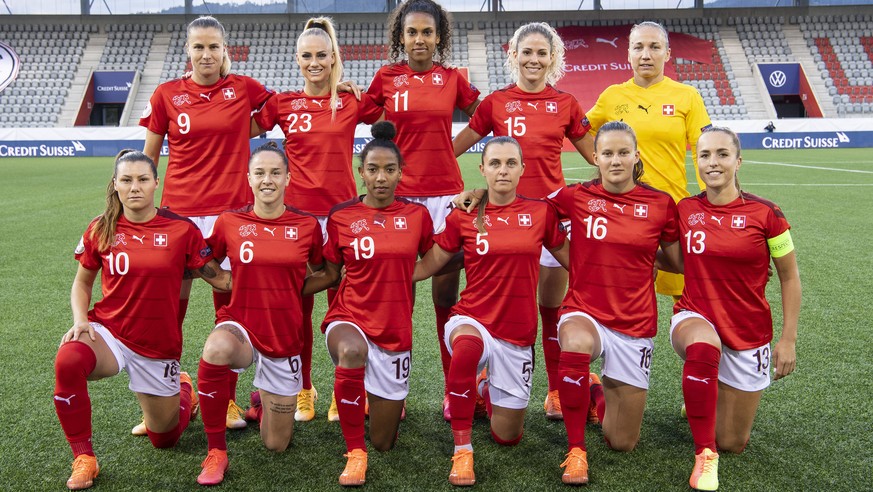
[198,391,218,398]
[373,219,386,228]
[527,102,540,110]
[131,235,145,244]
[638,104,651,114]
[264,227,276,236]
[497,216,509,225]
[685,375,711,384]
[311,99,324,107]
[448,390,471,399]
[613,203,626,213]
[562,375,584,386]
[596,37,619,48]
[200,92,212,101]
[54,394,76,405]
[340,396,362,406]
[711,216,724,225]
[412,74,427,84]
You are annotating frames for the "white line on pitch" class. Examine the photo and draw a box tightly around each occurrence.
[742,160,873,174]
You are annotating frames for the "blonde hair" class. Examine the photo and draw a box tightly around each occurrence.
[702,126,743,195]
[629,21,670,49]
[506,22,566,86]
[90,150,157,252]
[299,17,343,120]
[187,16,232,77]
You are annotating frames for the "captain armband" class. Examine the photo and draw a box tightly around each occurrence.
[767,230,794,258]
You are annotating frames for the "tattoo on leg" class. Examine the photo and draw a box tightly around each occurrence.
[268,401,294,414]
[218,325,247,344]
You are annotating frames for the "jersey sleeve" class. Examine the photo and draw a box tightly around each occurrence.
[246,75,274,111]
[765,202,791,239]
[566,96,591,140]
[467,94,494,136]
[74,222,102,271]
[434,208,462,254]
[418,209,435,255]
[140,86,169,135]
[545,186,572,220]
[205,214,228,261]
[660,198,681,243]
[454,69,480,110]
[324,216,342,265]
[584,89,611,135]
[184,223,213,271]
[309,219,325,265]
[356,93,383,124]
[543,202,567,250]
[253,95,279,131]
[366,69,386,106]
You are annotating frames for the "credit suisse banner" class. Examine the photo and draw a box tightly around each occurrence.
[758,63,800,95]
[92,71,135,103]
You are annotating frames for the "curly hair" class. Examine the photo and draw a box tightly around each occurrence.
[386,0,453,65]
[506,22,566,86]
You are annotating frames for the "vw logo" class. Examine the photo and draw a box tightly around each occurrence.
[769,70,787,88]
[0,42,21,92]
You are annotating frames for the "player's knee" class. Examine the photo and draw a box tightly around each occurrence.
[55,341,95,381]
[201,333,236,364]
[371,435,396,452]
[336,343,367,367]
[604,432,638,452]
[147,428,180,449]
[262,435,290,453]
[491,428,523,446]
[559,335,594,354]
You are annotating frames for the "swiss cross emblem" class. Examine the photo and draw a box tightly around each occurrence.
[285,227,298,240]
[546,101,558,113]
[154,233,168,247]
[223,87,236,100]
[731,215,746,229]
[662,104,675,116]
[432,73,444,85]
[394,217,407,230]
[634,204,648,218]
[518,214,532,227]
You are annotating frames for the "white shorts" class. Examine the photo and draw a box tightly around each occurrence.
[325,321,411,400]
[192,215,230,270]
[539,220,570,268]
[444,315,533,410]
[670,311,771,392]
[401,195,455,233]
[221,321,303,397]
[92,323,180,397]
[557,312,654,390]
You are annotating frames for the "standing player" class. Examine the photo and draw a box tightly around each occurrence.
[139,15,274,432]
[316,122,433,486]
[582,21,712,300]
[55,150,229,491]
[367,0,480,419]
[252,16,382,423]
[414,137,568,486]
[546,122,681,484]
[194,144,325,486]
[452,22,590,420]
[671,128,800,491]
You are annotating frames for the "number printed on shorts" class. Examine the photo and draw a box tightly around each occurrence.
[521,360,533,384]
[392,355,410,380]
[639,347,653,370]
[163,361,180,380]
[753,346,770,373]
[289,357,301,374]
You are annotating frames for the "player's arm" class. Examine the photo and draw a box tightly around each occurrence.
[548,238,570,270]
[462,99,481,117]
[453,125,484,158]
[413,243,457,282]
[772,250,800,380]
[451,188,486,213]
[573,133,595,166]
[302,260,342,296]
[250,118,267,138]
[143,130,165,168]
[196,259,232,292]
[655,240,683,274]
[64,265,98,344]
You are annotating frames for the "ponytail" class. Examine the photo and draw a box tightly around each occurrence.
[90,150,158,252]
[475,190,489,235]
[301,17,343,120]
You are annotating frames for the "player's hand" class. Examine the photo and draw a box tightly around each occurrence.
[338,80,362,99]
[772,337,796,380]
[452,189,485,213]
[62,321,96,344]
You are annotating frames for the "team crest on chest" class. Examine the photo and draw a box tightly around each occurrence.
[587,199,607,213]
[546,101,558,113]
[615,104,629,116]
[633,204,648,218]
[505,100,523,113]
[113,233,128,247]
[292,99,308,111]
[285,226,298,240]
[172,94,191,106]
[432,73,444,85]
[393,74,409,87]
[731,215,746,229]
[471,215,493,228]
[517,214,532,227]
[239,224,259,237]
[222,87,236,100]
[687,213,706,226]
[394,217,407,230]
[154,233,168,247]
[662,104,675,116]
[350,219,370,234]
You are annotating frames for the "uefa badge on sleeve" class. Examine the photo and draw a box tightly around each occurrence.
[0,42,22,93]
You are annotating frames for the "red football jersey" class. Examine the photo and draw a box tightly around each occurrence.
[140,75,273,216]
[436,197,566,346]
[75,210,212,360]
[322,198,434,351]
[366,62,480,197]
[208,206,323,358]
[468,84,590,198]
[254,91,382,215]
[548,181,680,337]
[675,192,791,351]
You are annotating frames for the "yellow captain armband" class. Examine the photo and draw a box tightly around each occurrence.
[767,230,794,258]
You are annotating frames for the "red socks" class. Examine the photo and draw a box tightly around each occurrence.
[491,429,522,446]
[434,306,452,388]
[54,341,97,457]
[559,351,591,451]
[146,377,195,448]
[301,294,315,390]
[683,342,721,453]
[539,305,561,391]
[212,291,232,316]
[335,366,366,452]
[590,378,606,423]
[447,335,484,446]
[198,359,230,450]
[177,299,189,330]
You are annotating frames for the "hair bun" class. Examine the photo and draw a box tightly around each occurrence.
[371,121,397,141]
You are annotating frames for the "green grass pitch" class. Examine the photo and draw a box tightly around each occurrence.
[0,149,870,490]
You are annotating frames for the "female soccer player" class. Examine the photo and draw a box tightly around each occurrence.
[546,121,681,485]
[55,150,229,491]
[139,15,274,431]
[194,143,325,486]
[252,16,382,422]
[671,127,800,491]
[414,137,568,486]
[315,122,433,486]
[367,0,480,418]
[582,21,712,299]
[452,22,590,420]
